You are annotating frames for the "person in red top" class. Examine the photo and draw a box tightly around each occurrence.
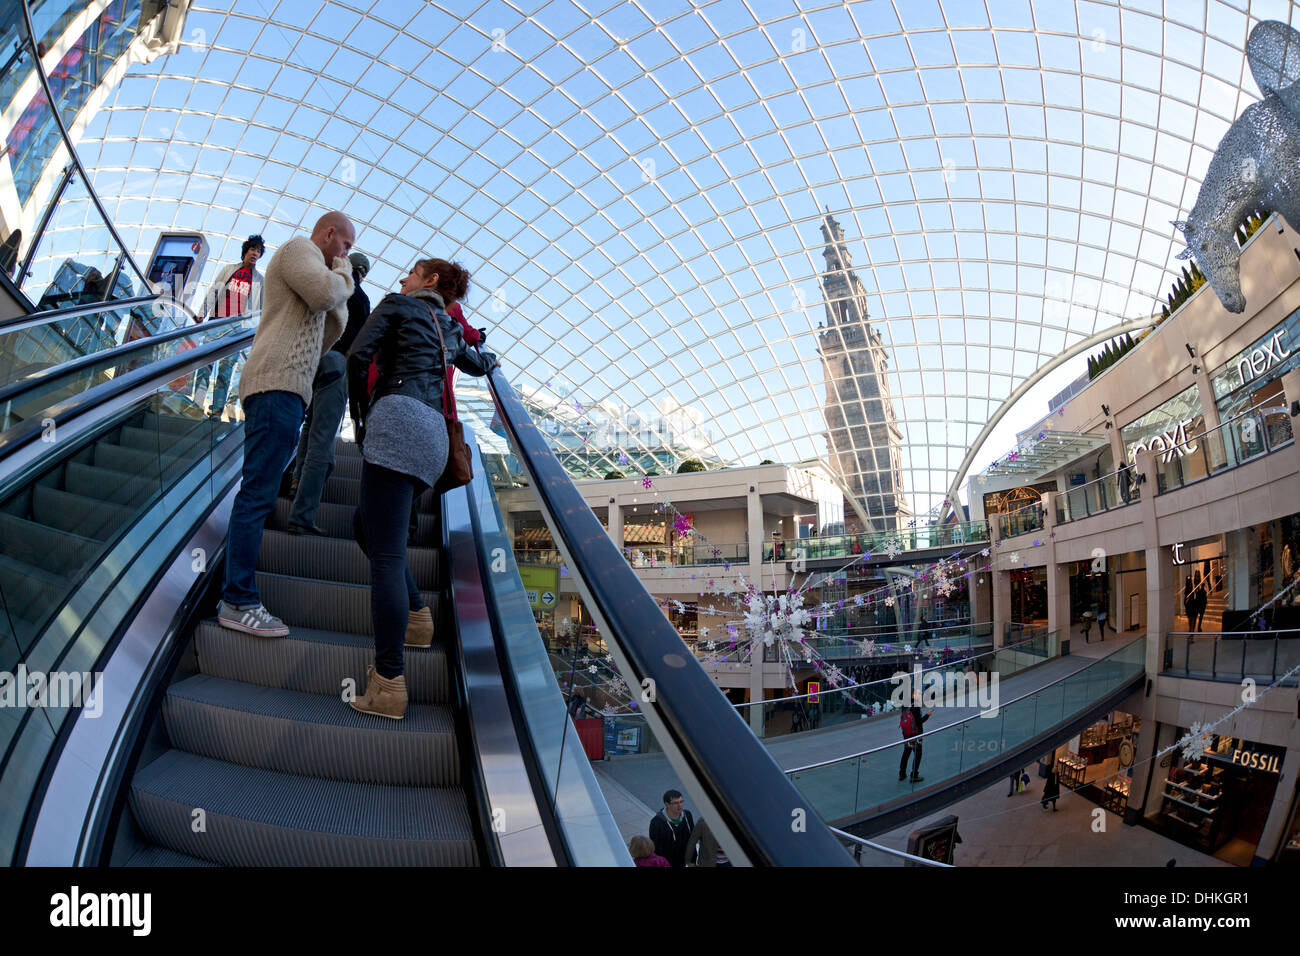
[629,835,670,867]
[195,235,265,418]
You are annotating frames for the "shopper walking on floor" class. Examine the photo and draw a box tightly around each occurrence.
[648,789,695,868]
[898,690,932,783]
[1041,763,1061,811]
[286,250,372,534]
[217,212,355,637]
[344,258,495,719]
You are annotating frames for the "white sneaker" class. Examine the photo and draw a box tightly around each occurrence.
[218,601,289,638]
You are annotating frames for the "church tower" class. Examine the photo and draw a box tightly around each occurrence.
[816,211,909,532]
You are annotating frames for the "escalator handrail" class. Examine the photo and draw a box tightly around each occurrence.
[0,325,254,475]
[481,364,854,866]
[0,309,251,408]
[0,293,191,336]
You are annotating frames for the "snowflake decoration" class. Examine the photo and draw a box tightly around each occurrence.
[980,548,991,557]
[853,595,865,606]
[574,401,583,413]
[587,665,597,674]
[642,477,653,489]
[1180,721,1215,762]
[1010,552,1020,564]
[860,640,876,655]
[618,452,629,466]
[884,595,895,607]
[883,537,903,560]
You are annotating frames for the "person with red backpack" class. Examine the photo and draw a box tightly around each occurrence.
[898,690,933,783]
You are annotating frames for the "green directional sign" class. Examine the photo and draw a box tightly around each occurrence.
[519,565,560,610]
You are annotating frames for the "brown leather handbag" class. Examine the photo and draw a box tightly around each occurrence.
[425,303,473,492]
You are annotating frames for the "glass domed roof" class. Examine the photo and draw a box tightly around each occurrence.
[72,0,1285,517]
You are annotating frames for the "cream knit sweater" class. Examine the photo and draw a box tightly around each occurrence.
[237,235,353,406]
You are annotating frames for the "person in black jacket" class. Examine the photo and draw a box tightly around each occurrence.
[648,790,695,868]
[288,251,371,534]
[898,691,933,783]
[343,258,496,719]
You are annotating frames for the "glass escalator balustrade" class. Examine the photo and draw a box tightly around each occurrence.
[0,312,257,433]
[0,353,244,862]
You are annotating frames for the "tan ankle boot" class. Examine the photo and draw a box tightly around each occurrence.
[350,664,407,719]
[404,606,434,648]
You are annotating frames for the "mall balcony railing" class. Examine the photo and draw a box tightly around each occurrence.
[1154,401,1294,494]
[783,637,1145,826]
[1162,629,1300,686]
[512,548,565,567]
[1054,469,1141,524]
[803,622,992,660]
[734,629,1056,742]
[1005,621,1050,644]
[760,522,989,564]
[996,501,1045,539]
[624,541,748,568]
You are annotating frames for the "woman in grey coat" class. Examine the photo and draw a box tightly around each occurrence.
[344,258,495,718]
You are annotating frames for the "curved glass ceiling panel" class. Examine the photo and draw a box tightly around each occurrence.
[71,0,1285,518]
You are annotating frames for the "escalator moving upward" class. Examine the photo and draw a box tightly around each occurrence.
[122,436,480,866]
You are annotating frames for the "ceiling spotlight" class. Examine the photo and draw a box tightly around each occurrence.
[1184,342,1197,358]
[1192,364,1201,375]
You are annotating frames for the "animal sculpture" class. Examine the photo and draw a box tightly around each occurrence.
[1174,21,1300,313]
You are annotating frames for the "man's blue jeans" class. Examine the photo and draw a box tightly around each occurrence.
[223,390,305,607]
[290,350,347,528]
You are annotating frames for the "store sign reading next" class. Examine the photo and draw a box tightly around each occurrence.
[1236,329,1290,384]
[1232,748,1281,772]
[1128,418,1198,464]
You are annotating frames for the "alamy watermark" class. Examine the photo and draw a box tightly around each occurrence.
[888,664,999,716]
[0,666,103,717]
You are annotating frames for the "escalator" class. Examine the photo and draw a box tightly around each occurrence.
[1,315,856,867]
[121,434,477,866]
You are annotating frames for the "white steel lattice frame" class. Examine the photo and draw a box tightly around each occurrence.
[69,0,1290,515]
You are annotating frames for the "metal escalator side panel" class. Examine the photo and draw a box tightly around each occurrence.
[441,453,557,867]
[457,433,629,867]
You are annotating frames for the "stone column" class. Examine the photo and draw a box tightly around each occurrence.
[607,498,623,549]
[746,483,766,736]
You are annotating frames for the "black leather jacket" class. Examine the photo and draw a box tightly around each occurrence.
[346,289,496,443]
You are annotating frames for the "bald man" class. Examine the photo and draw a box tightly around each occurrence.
[218,212,356,637]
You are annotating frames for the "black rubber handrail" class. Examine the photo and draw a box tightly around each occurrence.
[0,293,180,336]
[0,327,254,469]
[0,310,252,407]
[482,364,854,866]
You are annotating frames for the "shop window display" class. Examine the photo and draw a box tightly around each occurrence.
[1157,732,1285,864]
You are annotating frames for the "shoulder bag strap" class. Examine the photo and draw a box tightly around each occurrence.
[421,302,456,422]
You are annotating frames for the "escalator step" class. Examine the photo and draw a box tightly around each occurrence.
[64,462,158,507]
[94,441,201,477]
[0,553,71,630]
[268,498,439,546]
[0,513,99,579]
[257,529,439,588]
[117,424,211,459]
[129,750,478,866]
[31,485,132,540]
[194,621,448,705]
[316,472,437,510]
[163,675,459,787]
[123,845,219,867]
[255,571,438,637]
[137,411,213,436]
[326,453,362,481]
